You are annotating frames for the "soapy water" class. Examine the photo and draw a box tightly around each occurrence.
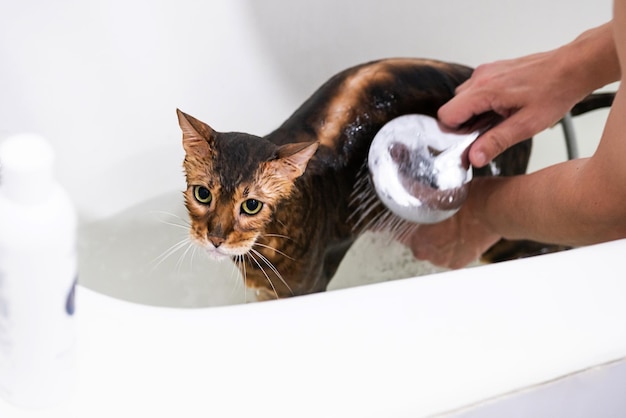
[78,192,450,308]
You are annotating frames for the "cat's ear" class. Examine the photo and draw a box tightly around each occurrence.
[176,109,216,154]
[271,141,319,180]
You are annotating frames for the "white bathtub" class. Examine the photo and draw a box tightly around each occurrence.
[2,1,624,416]
[1,239,626,417]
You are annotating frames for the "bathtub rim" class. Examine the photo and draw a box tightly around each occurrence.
[1,239,623,417]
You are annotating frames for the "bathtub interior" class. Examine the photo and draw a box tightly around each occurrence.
[77,188,450,307]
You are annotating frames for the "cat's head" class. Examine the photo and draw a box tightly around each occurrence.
[176,109,318,259]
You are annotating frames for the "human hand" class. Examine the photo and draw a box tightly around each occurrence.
[399,178,502,269]
[438,51,588,168]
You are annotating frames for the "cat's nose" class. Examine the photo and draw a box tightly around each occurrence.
[208,236,225,248]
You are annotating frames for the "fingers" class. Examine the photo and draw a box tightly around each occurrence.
[405,232,480,269]
[438,55,575,166]
[438,89,520,167]
[400,222,472,269]
[468,109,544,167]
[437,83,494,130]
[401,218,500,269]
[438,61,509,129]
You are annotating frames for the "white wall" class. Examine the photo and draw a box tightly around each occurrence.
[0,0,613,219]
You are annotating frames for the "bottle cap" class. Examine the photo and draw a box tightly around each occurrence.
[0,133,55,205]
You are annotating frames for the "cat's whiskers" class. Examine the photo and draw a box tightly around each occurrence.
[148,210,198,273]
[151,237,192,271]
[150,210,191,230]
[263,233,295,242]
[174,240,197,276]
[241,255,249,303]
[253,242,295,261]
[250,248,294,297]
[158,220,190,231]
[275,218,290,230]
[228,255,239,285]
[245,252,279,300]
[229,255,247,303]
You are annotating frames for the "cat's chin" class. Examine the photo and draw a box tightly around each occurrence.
[203,246,249,261]
[205,249,230,261]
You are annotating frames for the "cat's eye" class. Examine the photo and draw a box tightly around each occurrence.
[241,199,263,215]
[193,186,212,204]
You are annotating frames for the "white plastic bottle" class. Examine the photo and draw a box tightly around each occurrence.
[0,133,77,408]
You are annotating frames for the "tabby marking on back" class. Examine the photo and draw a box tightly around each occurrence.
[177,58,535,300]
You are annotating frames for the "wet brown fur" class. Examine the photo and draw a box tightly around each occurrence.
[177,58,570,299]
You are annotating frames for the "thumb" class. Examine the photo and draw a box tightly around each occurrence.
[469,111,538,167]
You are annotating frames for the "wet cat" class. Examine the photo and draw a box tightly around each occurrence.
[176,58,609,300]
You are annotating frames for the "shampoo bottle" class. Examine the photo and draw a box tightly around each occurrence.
[0,133,77,408]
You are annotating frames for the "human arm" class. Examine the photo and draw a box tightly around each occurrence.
[404,16,626,269]
[405,84,626,268]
